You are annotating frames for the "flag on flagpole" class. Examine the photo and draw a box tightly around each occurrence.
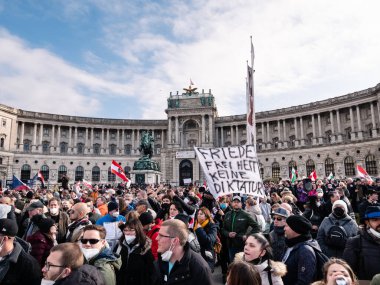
[82,179,93,189]
[356,165,373,182]
[12,175,30,190]
[111,160,130,182]
[30,171,46,187]
[327,172,334,180]
[38,171,45,185]
[309,170,317,181]
[246,36,255,146]
[291,167,297,183]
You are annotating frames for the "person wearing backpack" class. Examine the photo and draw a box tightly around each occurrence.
[317,200,358,258]
[282,215,324,285]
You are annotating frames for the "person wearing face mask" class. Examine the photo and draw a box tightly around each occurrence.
[343,205,380,280]
[234,233,287,285]
[156,195,172,221]
[80,224,121,285]
[0,218,41,285]
[269,207,290,261]
[153,219,213,285]
[27,217,58,267]
[317,200,358,258]
[114,212,155,285]
[303,195,325,238]
[45,198,69,244]
[42,242,105,285]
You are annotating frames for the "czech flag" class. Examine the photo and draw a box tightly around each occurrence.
[12,175,30,191]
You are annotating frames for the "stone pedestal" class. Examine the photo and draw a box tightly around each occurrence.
[131,170,162,185]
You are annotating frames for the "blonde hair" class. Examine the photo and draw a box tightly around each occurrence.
[162,219,189,246]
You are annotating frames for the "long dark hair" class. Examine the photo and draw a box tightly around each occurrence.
[227,261,261,285]
[119,211,147,246]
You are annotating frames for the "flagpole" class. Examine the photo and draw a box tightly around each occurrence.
[251,36,256,149]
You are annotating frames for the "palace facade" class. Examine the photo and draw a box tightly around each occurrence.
[0,83,379,187]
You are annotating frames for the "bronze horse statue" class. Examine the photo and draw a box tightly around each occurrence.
[138,131,154,158]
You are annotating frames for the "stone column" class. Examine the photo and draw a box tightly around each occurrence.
[57,126,61,152]
[101,129,104,152]
[266,122,270,149]
[32,123,37,151]
[282,120,287,148]
[230,125,234,146]
[215,127,219,146]
[377,100,380,127]
[51,125,55,150]
[161,129,164,147]
[221,127,224,147]
[20,122,25,148]
[261,123,265,146]
[312,115,317,145]
[294,118,298,146]
[68,127,72,153]
[90,128,94,153]
[202,115,206,143]
[39,124,44,144]
[168,118,172,144]
[175,116,179,145]
[300,117,305,146]
[209,116,213,144]
[132,130,135,154]
[357,106,363,139]
[116,129,120,152]
[330,111,335,143]
[336,110,342,142]
[277,120,281,142]
[349,107,355,140]
[137,130,140,150]
[235,125,239,145]
[121,129,125,153]
[85,128,88,153]
[106,129,110,154]
[317,114,323,144]
[371,102,377,137]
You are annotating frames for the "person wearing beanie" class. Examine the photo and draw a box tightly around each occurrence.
[139,211,161,260]
[0,218,41,285]
[27,216,57,267]
[282,214,321,285]
[316,199,358,258]
[343,205,380,280]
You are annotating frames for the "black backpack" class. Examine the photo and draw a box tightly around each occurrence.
[304,241,329,281]
[325,217,350,248]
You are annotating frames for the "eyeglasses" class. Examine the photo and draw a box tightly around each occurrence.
[158,233,174,239]
[44,261,66,271]
[274,217,283,221]
[80,238,102,245]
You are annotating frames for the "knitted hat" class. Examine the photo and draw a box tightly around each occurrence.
[139,211,153,226]
[364,205,380,220]
[286,215,312,235]
[107,201,119,212]
[37,218,56,234]
[0,218,18,237]
[332,200,348,213]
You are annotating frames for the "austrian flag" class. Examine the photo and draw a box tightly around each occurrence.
[356,165,373,182]
[111,160,130,182]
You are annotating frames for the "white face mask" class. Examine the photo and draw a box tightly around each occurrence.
[49,208,59,215]
[112,211,120,218]
[80,247,100,261]
[124,235,136,244]
[368,227,380,238]
[161,242,174,262]
[41,268,65,285]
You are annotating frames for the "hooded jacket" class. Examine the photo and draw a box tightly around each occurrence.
[88,247,122,285]
[235,252,287,285]
[54,264,106,285]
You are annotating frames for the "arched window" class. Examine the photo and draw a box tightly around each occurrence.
[40,165,49,181]
[20,164,31,182]
[325,158,335,177]
[288,161,297,177]
[108,167,116,182]
[272,162,280,179]
[344,156,355,176]
[92,166,100,182]
[306,159,315,177]
[60,142,68,154]
[77,143,84,154]
[109,144,117,155]
[365,154,377,176]
[124,166,131,179]
[58,165,67,180]
[75,166,84,181]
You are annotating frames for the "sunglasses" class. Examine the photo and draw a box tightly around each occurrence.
[274,217,283,221]
[80,238,101,245]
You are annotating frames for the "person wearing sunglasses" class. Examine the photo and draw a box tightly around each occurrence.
[269,207,290,261]
[80,224,121,285]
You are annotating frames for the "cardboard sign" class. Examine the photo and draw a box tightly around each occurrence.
[194,145,265,199]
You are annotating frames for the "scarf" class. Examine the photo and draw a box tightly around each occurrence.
[274,226,285,235]
[193,219,209,231]
[285,233,311,248]
[367,227,380,245]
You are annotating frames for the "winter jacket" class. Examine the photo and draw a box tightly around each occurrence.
[54,264,106,285]
[0,241,41,285]
[343,228,380,280]
[88,247,122,285]
[66,217,91,242]
[282,239,320,285]
[194,220,218,270]
[114,237,155,285]
[235,252,286,285]
[316,213,358,258]
[222,208,260,249]
[27,230,55,267]
[147,223,161,260]
[269,227,287,262]
[153,242,213,285]
[46,210,69,243]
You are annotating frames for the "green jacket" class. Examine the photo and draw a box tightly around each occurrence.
[89,248,122,285]
[222,208,260,248]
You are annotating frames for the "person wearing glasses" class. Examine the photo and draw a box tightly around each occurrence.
[153,219,213,285]
[42,242,105,285]
[0,218,41,285]
[269,207,290,261]
[80,224,121,285]
[114,212,155,285]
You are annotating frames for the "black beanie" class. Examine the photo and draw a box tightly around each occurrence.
[37,218,56,234]
[286,215,312,235]
[139,211,153,226]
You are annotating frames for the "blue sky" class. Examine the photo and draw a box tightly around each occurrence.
[0,0,380,119]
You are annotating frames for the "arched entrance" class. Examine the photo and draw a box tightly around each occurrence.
[179,159,193,186]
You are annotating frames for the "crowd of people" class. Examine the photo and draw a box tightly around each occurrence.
[0,176,379,285]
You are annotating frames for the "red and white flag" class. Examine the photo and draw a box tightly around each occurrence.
[82,179,93,189]
[309,170,317,181]
[111,160,130,182]
[38,171,45,185]
[356,165,373,182]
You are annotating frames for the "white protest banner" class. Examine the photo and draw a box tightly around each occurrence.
[183,178,192,184]
[194,145,265,199]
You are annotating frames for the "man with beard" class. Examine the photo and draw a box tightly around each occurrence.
[46,198,69,244]
[282,215,320,285]
[66,202,91,242]
[269,207,290,261]
[358,189,379,224]
[343,205,380,280]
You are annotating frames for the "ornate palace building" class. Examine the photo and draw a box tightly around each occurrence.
[0,83,379,187]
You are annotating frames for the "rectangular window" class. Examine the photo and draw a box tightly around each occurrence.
[110,132,116,139]
[43,128,49,136]
[61,129,67,138]
[126,133,131,139]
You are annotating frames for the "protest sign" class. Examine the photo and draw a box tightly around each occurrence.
[194,145,265,199]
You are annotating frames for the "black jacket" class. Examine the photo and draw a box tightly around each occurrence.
[153,243,213,285]
[0,241,41,285]
[343,228,380,280]
[55,264,105,285]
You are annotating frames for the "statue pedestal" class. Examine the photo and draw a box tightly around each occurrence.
[131,170,162,185]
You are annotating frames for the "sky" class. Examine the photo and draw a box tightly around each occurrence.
[0,0,380,120]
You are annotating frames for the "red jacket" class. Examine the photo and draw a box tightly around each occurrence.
[27,230,54,268]
[147,224,160,260]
